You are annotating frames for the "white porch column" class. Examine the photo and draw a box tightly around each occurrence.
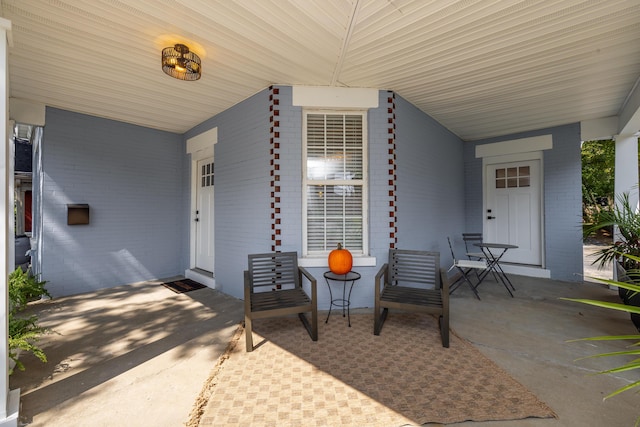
[614,134,639,209]
[0,17,18,427]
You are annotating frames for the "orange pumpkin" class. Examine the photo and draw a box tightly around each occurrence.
[328,243,352,275]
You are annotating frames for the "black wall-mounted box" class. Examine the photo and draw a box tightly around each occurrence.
[67,204,90,225]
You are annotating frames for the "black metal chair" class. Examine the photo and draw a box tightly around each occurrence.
[462,232,499,283]
[447,236,485,300]
[462,232,486,261]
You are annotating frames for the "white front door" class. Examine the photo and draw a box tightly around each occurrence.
[485,159,542,265]
[196,158,214,272]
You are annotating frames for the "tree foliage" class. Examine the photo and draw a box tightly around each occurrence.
[582,139,615,223]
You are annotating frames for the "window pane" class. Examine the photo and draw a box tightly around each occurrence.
[306,184,363,251]
[307,114,363,181]
[305,112,365,255]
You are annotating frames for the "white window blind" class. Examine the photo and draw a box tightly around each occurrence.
[303,111,367,256]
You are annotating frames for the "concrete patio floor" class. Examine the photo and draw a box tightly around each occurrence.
[8,267,640,426]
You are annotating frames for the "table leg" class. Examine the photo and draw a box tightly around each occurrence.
[325,277,334,324]
[346,279,356,327]
[325,273,358,326]
[341,276,347,318]
[480,248,515,297]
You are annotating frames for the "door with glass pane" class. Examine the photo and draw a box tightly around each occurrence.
[485,159,542,265]
[196,158,214,272]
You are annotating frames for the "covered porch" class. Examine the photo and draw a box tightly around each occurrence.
[1,1,640,425]
[9,273,640,426]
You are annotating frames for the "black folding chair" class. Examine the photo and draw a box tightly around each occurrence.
[447,236,485,300]
[463,232,499,283]
[462,233,485,261]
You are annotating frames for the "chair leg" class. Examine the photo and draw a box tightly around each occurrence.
[449,270,481,300]
[245,316,253,352]
[374,308,388,335]
[374,294,380,334]
[311,304,318,341]
[439,313,449,348]
[462,271,481,300]
[298,312,318,341]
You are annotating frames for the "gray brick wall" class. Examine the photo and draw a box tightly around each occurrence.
[185,88,466,308]
[186,89,272,298]
[393,95,466,267]
[543,124,583,281]
[464,123,583,282]
[41,108,184,296]
[271,86,303,254]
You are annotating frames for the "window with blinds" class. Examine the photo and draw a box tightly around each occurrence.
[303,111,367,256]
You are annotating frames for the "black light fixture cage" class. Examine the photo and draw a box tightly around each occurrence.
[161,43,201,81]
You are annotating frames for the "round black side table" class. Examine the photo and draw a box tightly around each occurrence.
[323,270,361,327]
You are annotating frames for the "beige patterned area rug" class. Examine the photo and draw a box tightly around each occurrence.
[190,313,556,427]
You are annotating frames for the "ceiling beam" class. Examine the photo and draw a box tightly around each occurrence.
[330,0,361,87]
[618,74,640,136]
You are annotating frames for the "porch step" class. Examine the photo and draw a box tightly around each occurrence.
[185,268,215,289]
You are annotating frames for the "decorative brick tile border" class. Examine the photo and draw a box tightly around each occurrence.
[269,86,281,252]
[387,92,397,249]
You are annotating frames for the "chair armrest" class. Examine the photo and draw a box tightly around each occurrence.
[298,266,317,302]
[375,263,389,299]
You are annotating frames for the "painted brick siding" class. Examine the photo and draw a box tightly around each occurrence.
[185,90,272,299]
[42,108,184,296]
[269,86,303,254]
[268,88,394,309]
[393,95,466,265]
[464,123,583,282]
[185,88,466,309]
[368,92,398,260]
[543,124,583,281]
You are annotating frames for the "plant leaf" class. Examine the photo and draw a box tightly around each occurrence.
[561,297,640,314]
[604,379,640,400]
[567,334,640,342]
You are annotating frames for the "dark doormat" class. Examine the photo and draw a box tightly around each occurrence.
[162,278,207,294]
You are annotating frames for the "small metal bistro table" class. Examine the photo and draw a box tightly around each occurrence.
[323,270,361,327]
[474,242,518,297]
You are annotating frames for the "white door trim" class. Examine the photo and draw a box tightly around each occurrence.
[186,128,217,286]
[479,136,551,273]
[484,157,542,265]
[475,134,552,158]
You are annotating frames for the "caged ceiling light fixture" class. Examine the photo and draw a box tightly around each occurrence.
[161,43,201,81]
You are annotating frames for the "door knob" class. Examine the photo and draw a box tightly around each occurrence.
[487,216,495,220]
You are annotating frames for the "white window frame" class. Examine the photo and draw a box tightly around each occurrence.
[302,109,369,260]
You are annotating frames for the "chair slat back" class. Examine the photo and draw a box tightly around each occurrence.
[388,249,440,289]
[248,252,300,292]
[447,236,458,261]
[462,233,483,253]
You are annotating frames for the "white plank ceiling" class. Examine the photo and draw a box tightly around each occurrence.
[2,0,639,140]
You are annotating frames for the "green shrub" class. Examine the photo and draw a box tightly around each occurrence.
[8,267,50,374]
